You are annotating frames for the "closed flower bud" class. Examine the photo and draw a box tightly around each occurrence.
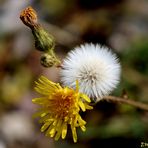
[20,6,37,28]
[40,52,61,67]
[32,27,55,52]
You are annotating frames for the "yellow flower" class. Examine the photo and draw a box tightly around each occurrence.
[32,76,93,143]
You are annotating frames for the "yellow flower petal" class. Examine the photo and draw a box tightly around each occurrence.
[54,124,62,141]
[81,94,91,102]
[32,97,48,105]
[45,124,55,136]
[78,100,86,112]
[80,125,86,132]
[50,128,56,137]
[84,103,93,110]
[75,80,79,92]
[61,122,67,139]
[71,124,77,143]
[41,122,52,132]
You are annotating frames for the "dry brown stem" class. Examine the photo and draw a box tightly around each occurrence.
[103,95,148,111]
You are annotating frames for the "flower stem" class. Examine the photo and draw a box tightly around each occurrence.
[103,96,148,111]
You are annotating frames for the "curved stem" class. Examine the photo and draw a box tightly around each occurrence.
[103,96,148,111]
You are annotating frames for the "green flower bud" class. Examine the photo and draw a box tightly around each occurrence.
[40,52,61,67]
[32,26,55,52]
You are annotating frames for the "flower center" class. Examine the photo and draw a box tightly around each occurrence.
[52,90,76,119]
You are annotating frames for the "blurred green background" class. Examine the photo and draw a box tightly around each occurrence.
[0,0,148,148]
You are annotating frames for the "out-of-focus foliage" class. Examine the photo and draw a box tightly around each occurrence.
[122,40,148,75]
[0,0,148,148]
[120,40,148,101]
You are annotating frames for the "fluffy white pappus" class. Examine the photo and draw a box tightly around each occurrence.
[60,43,121,102]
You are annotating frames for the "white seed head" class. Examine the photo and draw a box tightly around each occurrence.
[60,43,121,102]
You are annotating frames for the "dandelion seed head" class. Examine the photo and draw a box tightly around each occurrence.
[60,43,121,102]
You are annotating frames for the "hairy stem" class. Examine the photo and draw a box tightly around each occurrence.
[103,96,148,111]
